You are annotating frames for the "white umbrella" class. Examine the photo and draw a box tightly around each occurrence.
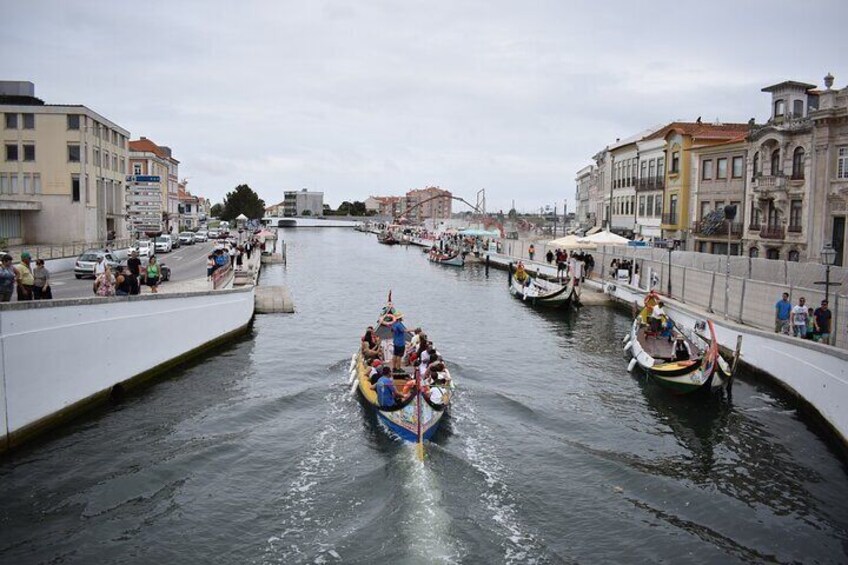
[547,234,596,250]
[578,230,631,246]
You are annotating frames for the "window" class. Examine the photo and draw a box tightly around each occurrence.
[71,175,80,202]
[702,159,713,180]
[716,158,727,179]
[33,173,41,194]
[646,195,654,217]
[22,144,34,161]
[9,174,18,194]
[641,161,647,180]
[792,147,805,179]
[22,113,34,129]
[93,148,100,167]
[750,201,761,227]
[771,149,780,176]
[648,159,656,181]
[5,144,18,161]
[749,247,759,258]
[22,173,31,195]
[789,199,802,229]
[5,113,17,129]
[752,152,759,178]
[792,99,804,117]
[732,156,743,178]
[839,147,848,179]
[67,114,80,130]
[671,151,680,174]
[774,99,785,118]
[68,144,80,162]
[767,248,780,260]
[700,201,711,218]
[788,249,800,262]
[120,157,125,174]
[657,156,665,177]
[655,194,662,216]
[133,163,142,175]
[638,196,645,216]
[669,194,678,223]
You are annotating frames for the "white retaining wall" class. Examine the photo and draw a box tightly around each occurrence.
[0,286,255,444]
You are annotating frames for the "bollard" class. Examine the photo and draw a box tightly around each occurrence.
[485,254,490,277]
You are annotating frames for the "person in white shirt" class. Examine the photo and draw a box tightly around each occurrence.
[94,256,106,276]
[650,301,666,334]
[790,296,808,338]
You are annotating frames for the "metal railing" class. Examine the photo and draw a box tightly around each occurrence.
[635,177,665,191]
[5,238,134,261]
[691,221,744,237]
[759,226,785,240]
[787,224,803,233]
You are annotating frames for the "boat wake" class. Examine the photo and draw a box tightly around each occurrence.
[450,389,549,564]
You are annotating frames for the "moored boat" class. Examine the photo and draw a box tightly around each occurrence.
[508,262,577,307]
[626,309,732,394]
[351,297,453,457]
[377,231,399,245]
[427,249,464,267]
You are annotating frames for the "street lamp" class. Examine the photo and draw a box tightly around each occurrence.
[821,243,837,305]
[666,238,675,296]
[723,204,738,319]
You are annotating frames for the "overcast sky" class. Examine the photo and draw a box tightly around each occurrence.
[5,0,847,213]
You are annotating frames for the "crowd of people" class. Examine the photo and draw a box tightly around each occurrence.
[360,317,451,409]
[774,292,832,342]
[0,251,51,302]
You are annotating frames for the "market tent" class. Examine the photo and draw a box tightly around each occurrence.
[585,226,602,236]
[235,213,249,221]
[547,234,596,249]
[578,230,631,246]
[459,228,500,237]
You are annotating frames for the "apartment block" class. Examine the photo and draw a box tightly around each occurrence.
[0,81,130,245]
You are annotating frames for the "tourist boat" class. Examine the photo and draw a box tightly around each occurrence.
[626,316,733,394]
[508,265,577,307]
[350,296,453,458]
[427,249,464,267]
[377,231,399,245]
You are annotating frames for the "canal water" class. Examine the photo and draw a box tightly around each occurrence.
[2,229,848,564]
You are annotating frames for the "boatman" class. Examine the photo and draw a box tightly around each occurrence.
[391,315,408,371]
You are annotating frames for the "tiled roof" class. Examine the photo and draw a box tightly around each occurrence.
[129,138,178,163]
[645,121,751,141]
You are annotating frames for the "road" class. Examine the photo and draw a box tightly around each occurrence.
[46,242,216,300]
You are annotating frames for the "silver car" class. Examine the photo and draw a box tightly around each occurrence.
[74,250,121,279]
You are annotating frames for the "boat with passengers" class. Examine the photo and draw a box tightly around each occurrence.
[351,295,453,458]
[508,261,578,307]
[625,292,735,394]
[427,248,464,267]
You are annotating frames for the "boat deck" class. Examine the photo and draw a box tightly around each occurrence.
[636,326,679,361]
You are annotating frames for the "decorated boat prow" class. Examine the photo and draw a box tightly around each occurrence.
[508,261,576,307]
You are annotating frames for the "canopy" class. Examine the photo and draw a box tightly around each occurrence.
[578,230,631,246]
[585,226,602,236]
[235,213,249,221]
[547,234,596,250]
[459,228,500,237]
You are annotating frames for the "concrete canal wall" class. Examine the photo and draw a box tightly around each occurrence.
[0,286,255,453]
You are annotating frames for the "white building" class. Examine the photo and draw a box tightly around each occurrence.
[0,81,129,245]
[634,137,665,240]
[283,189,324,216]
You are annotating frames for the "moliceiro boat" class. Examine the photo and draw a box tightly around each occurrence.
[508,262,578,307]
[351,295,453,458]
[427,248,464,267]
[377,231,399,245]
[625,294,734,394]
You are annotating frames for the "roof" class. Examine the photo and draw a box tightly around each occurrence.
[645,121,750,141]
[761,80,817,93]
[609,124,666,150]
[129,138,179,163]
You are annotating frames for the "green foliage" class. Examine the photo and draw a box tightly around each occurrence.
[301,209,312,216]
[220,185,265,221]
[337,201,367,216]
[210,203,224,217]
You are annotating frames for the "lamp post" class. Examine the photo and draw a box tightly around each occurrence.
[820,243,837,305]
[666,238,675,296]
[723,204,738,319]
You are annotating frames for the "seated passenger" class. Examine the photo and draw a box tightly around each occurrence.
[369,359,383,384]
[370,366,398,408]
[674,337,690,361]
[361,326,381,361]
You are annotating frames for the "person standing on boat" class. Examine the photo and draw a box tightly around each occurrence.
[390,316,408,371]
[371,367,399,408]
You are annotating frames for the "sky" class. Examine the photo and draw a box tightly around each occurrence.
[4,0,847,213]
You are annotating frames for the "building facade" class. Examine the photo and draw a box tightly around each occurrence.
[405,187,452,221]
[283,189,324,216]
[128,137,179,235]
[264,201,285,217]
[574,164,595,230]
[365,195,405,217]
[0,81,129,245]
[634,137,665,240]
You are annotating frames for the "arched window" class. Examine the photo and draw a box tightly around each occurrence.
[774,99,785,118]
[792,147,805,179]
[771,149,781,176]
[749,246,759,258]
[752,152,759,179]
[766,248,780,260]
[792,99,804,117]
[788,249,800,262]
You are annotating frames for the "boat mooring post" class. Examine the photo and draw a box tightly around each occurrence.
[485,253,490,277]
[508,262,513,287]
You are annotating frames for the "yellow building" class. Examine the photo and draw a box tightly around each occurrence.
[647,122,750,242]
[0,81,130,245]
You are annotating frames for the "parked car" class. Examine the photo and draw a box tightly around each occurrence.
[74,250,121,279]
[179,231,196,245]
[134,240,155,258]
[168,233,180,249]
[155,235,173,253]
[207,229,219,239]
[194,231,208,242]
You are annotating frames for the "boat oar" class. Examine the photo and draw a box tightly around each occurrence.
[415,371,424,461]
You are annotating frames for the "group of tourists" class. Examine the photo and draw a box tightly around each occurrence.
[361,317,450,409]
[775,292,832,342]
[0,251,52,302]
[92,250,161,296]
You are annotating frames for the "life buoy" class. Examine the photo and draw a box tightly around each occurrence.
[381,313,397,325]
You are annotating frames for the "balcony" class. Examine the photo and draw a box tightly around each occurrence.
[752,174,786,192]
[635,176,665,192]
[759,225,785,239]
[691,221,744,237]
[661,213,678,226]
[748,222,761,231]
[787,224,803,233]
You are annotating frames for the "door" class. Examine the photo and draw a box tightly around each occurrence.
[833,216,845,267]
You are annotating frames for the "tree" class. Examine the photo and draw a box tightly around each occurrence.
[210,203,223,218]
[302,209,312,216]
[221,184,265,221]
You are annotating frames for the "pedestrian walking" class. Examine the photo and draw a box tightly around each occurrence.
[32,258,52,299]
[528,244,535,261]
[774,292,792,334]
[15,251,34,301]
[546,249,554,264]
[813,300,832,343]
[0,254,16,302]
[127,250,141,279]
[146,256,161,293]
[790,297,808,338]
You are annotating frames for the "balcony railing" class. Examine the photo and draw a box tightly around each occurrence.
[759,225,785,239]
[787,224,803,233]
[748,222,761,231]
[753,174,786,191]
[661,213,678,226]
[691,221,744,237]
[635,177,665,191]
